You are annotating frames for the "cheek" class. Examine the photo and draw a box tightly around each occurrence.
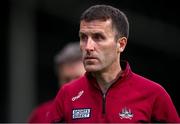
[80,44,86,55]
[102,44,117,57]
[103,46,118,65]
[80,43,83,51]
[80,41,85,50]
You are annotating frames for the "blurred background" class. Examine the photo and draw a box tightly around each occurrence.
[1,0,180,122]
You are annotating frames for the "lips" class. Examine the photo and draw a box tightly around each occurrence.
[85,56,97,59]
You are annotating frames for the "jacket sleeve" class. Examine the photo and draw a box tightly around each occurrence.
[151,86,180,122]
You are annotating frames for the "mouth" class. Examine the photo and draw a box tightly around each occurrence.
[84,57,97,60]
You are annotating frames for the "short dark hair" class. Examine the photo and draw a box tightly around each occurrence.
[80,5,129,40]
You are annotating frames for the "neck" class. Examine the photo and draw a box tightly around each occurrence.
[92,61,122,93]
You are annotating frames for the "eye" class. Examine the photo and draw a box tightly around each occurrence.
[79,33,88,42]
[92,33,105,42]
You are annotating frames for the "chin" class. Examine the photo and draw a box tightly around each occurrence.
[85,65,101,72]
[85,68,97,72]
[85,66,96,71]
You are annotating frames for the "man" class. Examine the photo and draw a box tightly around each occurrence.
[54,42,86,86]
[28,42,85,123]
[47,5,180,123]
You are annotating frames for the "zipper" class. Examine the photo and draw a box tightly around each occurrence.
[100,72,123,115]
[102,93,106,114]
[101,79,121,114]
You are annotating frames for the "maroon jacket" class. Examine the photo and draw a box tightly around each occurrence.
[28,100,53,123]
[47,61,180,123]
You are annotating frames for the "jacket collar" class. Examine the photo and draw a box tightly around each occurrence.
[85,60,133,90]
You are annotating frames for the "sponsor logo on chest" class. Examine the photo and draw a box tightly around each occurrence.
[72,108,91,119]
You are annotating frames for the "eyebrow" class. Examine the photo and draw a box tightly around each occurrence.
[79,30,105,35]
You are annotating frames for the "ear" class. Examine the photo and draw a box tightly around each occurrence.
[117,37,127,52]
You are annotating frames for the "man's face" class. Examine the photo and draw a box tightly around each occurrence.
[58,60,85,86]
[79,19,121,72]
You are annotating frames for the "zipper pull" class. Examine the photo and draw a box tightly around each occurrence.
[102,93,106,114]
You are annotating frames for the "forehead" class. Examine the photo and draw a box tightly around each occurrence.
[80,19,113,33]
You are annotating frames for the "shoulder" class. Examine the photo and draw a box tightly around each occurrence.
[32,100,53,114]
[130,72,168,94]
[28,100,53,122]
[63,75,87,90]
[55,75,88,99]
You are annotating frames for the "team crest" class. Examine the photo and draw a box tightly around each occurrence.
[119,107,133,120]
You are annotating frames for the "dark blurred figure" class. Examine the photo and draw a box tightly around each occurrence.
[27,42,85,123]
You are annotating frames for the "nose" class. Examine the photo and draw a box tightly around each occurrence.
[85,38,94,51]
